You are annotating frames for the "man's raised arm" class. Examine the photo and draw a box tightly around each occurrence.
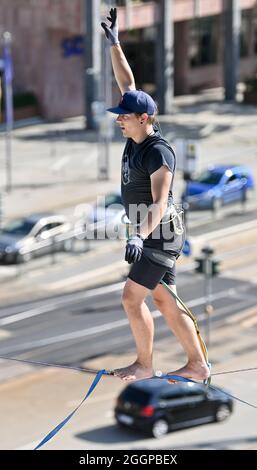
[101,7,136,95]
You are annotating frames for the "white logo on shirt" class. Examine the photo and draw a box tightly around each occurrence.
[122,153,130,185]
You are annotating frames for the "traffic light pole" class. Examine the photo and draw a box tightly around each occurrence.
[203,252,213,349]
[195,246,221,349]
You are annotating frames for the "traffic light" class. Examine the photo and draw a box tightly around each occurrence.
[211,259,220,277]
[195,257,205,274]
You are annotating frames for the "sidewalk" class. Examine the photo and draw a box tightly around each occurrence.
[0,88,257,222]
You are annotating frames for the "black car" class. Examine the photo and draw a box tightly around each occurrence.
[114,379,234,438]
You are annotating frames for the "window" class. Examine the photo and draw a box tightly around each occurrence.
[240,10,251,57]
[35,224,53,237]
[2,219,35,236]
[115,0,152,5]
[253,8,257,54]
[196,170,222,185]
[226,175,238,184]
[160,392,185,401]
[121,388,151,405]
[121,29,156,90]
[189,17,218,67]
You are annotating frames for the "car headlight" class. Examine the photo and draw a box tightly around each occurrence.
[5,246,15,253]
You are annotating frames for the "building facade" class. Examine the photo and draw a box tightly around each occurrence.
[0,0,256,120]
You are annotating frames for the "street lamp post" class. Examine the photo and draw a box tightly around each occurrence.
[195,246,221,349]
[2,31,13,192]
[84,0,101,130]
[223,0,241,101]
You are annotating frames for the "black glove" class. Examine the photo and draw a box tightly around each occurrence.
[101,7,119,46]
[125,234,144,264]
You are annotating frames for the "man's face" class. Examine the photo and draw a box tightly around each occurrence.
[116,113,142,138]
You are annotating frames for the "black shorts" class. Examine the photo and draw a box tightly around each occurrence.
[127,225,185,290]
[128,251,176,290]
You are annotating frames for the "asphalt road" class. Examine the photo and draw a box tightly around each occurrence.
[0,265,256,368]
[0,203,257,372]
[0,230,256,450]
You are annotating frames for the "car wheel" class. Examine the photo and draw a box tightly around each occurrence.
[212,197,222,212]
[151,419,169,438]
[17,252,32,264]
[63,239,73,252]
[4,253,17,264]
[215,404,230,422]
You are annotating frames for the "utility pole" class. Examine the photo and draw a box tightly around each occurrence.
[84,0,101,129]
[195,246,221,348]
[2,32,13,193]
[97,0,113,181]
[223,0,241,101]
[156,0,174,114]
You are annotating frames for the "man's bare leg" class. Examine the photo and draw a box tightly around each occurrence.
[152,283,210,383]
[114,278,154,381]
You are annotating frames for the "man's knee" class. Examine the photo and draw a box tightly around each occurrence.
[122,286,145,309]
[152,284,177,307]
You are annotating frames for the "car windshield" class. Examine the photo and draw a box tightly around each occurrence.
[1,219,35,236]
[196,170,223,185]
[103,194,122,208]
[120,388,151,405]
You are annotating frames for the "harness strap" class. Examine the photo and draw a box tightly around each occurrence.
[160,279,211,386]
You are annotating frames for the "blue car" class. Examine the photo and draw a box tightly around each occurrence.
[182,165,255,211]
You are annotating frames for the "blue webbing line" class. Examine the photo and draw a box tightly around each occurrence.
[34,369,107,450]
[34,370,257,450]
[34,371,192,450]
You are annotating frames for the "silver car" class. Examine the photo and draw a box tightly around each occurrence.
[0,212,72,264]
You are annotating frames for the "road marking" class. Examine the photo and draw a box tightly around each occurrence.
[51,156,70,172]
[0,286,248,354]
[225,305,257,325]
[195,219,257,243]
[45,260,126,290]
[0,281,125,327]
[0,329,12,339]
[200,123,215,137]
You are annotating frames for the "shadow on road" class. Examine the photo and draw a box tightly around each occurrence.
[76,423,257,449]
[76,424,150,444]
[175,434,257,450]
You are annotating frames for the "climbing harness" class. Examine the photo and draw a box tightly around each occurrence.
[122,204,184,239]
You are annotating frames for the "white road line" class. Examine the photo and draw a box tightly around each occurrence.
[200,123,215,137]
[51,156,70,171]
[0,287,244,354]
[0,281,125,327]
[195,219,257,243]
[0,318,130,353]
[45,260,126,290]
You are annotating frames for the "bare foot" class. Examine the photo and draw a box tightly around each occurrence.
[114,361,154,382]
[167,362,210,384]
